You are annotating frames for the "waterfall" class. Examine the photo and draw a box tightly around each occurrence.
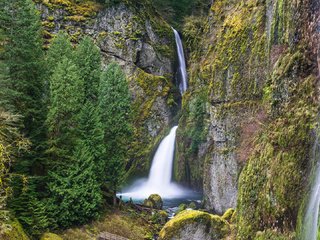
[120,29,192,200]
[173,28,188,94]
[302,135,320,240]
[121,126,187,199]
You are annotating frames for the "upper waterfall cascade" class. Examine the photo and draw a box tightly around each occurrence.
[173,28,188,94]
[119,29,193,200]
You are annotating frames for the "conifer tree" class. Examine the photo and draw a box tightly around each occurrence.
[74,37,101,101]
[99,63,133,205]
[46,57,84,166]
[0,0,46,173]
[46,32,73,77]
[78,102,105,181]
[48,142,103,227]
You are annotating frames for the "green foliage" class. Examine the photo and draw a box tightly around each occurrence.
[99,63,133,199]
[151,0,208,27]
[0,111,28,234]
[46,32,73,77]
[47,142,103,228]
[0,0,46,173]
[46,57,84,164]
[74,36,101,101]
[9,177,51,236]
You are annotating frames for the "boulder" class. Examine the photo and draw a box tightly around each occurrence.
[144,194,163,209]
[159,210,230,240]
[40,233,63,240]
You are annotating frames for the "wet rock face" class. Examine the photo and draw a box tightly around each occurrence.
[37,1,176,173]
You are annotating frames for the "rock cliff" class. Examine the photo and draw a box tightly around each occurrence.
[176,3,320,239]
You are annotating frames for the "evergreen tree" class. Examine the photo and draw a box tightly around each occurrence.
[0,0,46,173]
[99,63,133,205]
[78,102,105,182]
[46,57,84,167]
[47,142,103,228]
[46,32,73,76]
[0,0,49,234]
[74,37,101,101]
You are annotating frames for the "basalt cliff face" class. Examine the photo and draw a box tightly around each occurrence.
[176,0,320,238]
[35,0,179,175]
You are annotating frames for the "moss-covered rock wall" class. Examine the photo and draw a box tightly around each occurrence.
[176,2,320,238]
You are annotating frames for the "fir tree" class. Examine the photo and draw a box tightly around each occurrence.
[46,57,84,167]
[0,0,46,173]
[99,63,133,205]
[74,36,101,101]
[46,32,73,76]
[48,142,103,227]
[78,102,105,182]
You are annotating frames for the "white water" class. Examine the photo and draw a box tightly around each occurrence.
[119,29,195,201]
[173,28,188,94]
[302,137,320,240]
[121,126,188,199]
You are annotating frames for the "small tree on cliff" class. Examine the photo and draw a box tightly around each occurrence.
[98,63,133,205]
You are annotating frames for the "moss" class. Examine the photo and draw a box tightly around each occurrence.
[255,229,295,240]
[1,219,30,240]
[60,210,154,240]
[237,62,317,239]
[40,233,63,240]
[65,15,87,22]
[222,208,235,222]
[42,21,55,29]
[159,210,230,240]
[127,68,174,176]
[144,194,163,209]
[175,89,209,187]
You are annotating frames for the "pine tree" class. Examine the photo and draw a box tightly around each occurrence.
[74,36,101,101]
[99,63,133,205]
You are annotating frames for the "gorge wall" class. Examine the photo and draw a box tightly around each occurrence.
[175,0,320,238]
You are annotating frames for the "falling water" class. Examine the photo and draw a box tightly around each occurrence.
[302,133,320,240]
[119,29,196,202]
[121,126,187,199]
[173,28,188,94]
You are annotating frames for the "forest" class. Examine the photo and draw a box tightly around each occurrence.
[0,0,319,240]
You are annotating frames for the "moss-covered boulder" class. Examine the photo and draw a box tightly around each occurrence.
[40,233,63,240]
[1,219,29,240]
[159,210,230,240]
[143,194,163,209]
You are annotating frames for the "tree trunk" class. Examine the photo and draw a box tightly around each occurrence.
[113,190,117,206]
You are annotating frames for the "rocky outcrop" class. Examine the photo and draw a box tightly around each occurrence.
[35,0,178,174]
[159,210,230,240]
